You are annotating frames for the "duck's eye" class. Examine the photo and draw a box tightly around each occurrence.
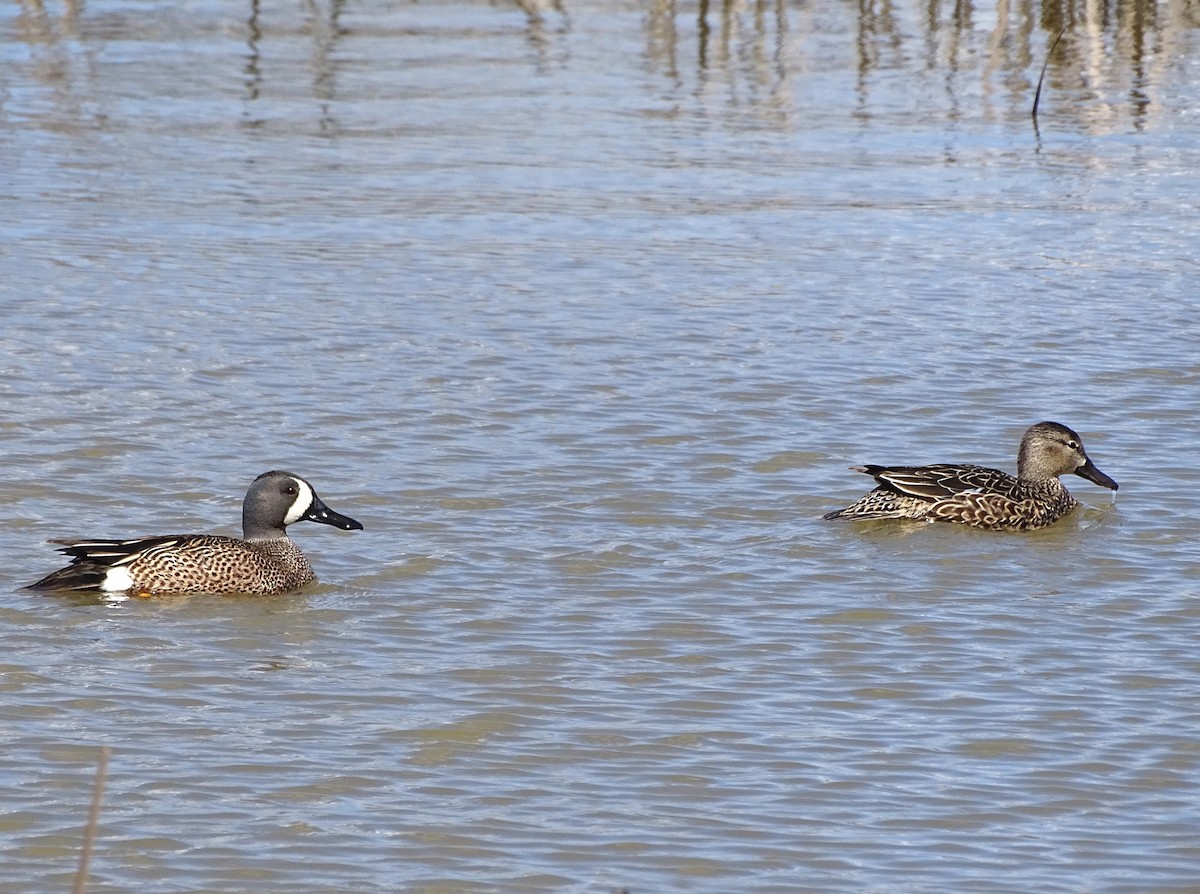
[1067,440,1079,450]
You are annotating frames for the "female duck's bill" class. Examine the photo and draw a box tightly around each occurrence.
[1072,454,1118,491]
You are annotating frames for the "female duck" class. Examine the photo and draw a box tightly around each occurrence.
[823,421,1117,530]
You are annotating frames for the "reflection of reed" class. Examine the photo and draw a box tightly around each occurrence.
[308,0,344,104]
[1038,0,1193,132]
[647,0,681,83]
[307,0,344,135]
[244,0,262,104]
[647,0,794,119]
[516,0,568,58]
[238,0,344,132]
[643,0,1194,131]
[6,0,1195,136]
[12,0,92,127]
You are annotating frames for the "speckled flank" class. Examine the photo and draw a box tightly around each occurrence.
[109,535,316,595]
[28,471,363,596]
[823,421,1118,531]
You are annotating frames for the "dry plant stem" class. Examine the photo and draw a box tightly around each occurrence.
[1032,27,1068,122]
[73,747,111,894]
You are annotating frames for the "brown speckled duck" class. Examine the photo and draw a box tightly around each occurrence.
[28,471,363,596]
[823,421,1117,530]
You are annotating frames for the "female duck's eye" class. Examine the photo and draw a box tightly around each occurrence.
[1067,440,1079,450]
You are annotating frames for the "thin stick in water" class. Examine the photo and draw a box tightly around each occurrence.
[73,746,111,894]
[1032,27,1068,123]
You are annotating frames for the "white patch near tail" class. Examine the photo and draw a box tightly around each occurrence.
[102,567,135,592]
[283,478,315,525]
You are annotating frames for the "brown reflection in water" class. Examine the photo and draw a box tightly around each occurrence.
[1038,0,1200,133]
[305,0,346,136]
[647,0,681,84]
[6,0,1199,136]
[647,0,794,121]
[643,0,1197,132]
[244,0,263,105]
[239,0,345,133]
[12,0,92,128]
[515,0,570,67]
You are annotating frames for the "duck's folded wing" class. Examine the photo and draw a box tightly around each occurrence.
[857,464,1014,501]
[52,536,186,564]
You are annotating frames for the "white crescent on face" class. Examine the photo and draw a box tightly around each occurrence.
[282,478,315,526]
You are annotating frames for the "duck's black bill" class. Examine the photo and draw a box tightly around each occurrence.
[304,498,365,530]
[1075,458,1118,491]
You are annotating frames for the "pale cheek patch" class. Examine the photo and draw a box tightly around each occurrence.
[283,480,315,525]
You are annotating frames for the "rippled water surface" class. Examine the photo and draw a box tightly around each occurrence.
[3,0,1200,891]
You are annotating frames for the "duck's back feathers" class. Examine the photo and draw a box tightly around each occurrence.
[855,463,1019,502]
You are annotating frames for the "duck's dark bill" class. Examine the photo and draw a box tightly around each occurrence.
[1075,458,1118,491]
[304,499,365,530]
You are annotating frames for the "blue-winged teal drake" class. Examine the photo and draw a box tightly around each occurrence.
[823,421,1117,530]
[28,471,364,596]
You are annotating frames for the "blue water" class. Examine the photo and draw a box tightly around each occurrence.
[3,1,1200,891]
